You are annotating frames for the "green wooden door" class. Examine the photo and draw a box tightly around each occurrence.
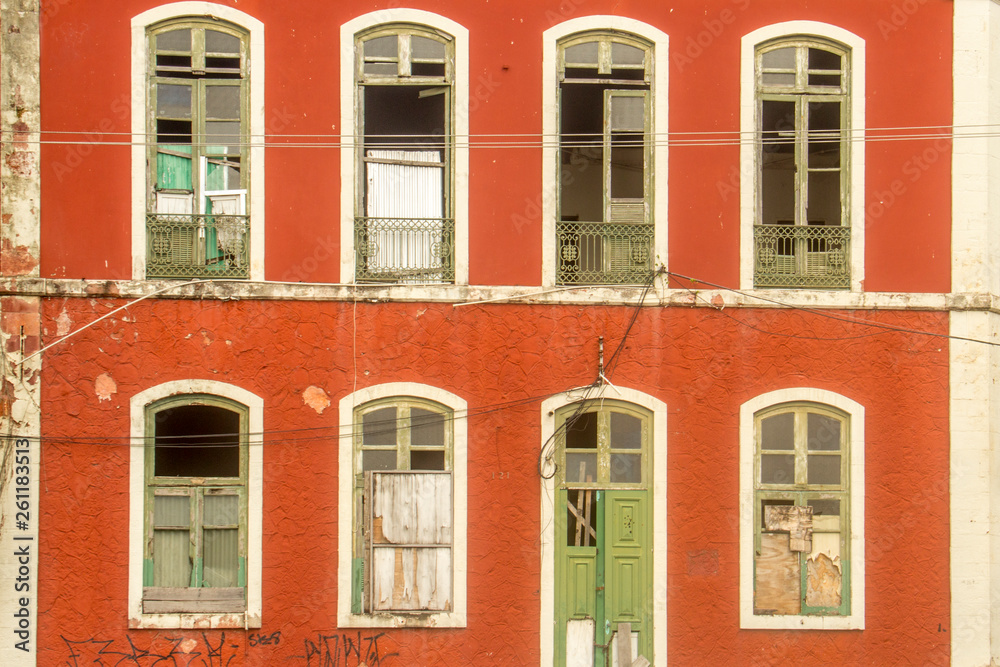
[556,488,650,666]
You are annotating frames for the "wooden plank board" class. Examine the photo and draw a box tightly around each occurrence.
[754,533,800,615]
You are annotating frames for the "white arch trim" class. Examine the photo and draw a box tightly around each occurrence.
[337,382,468,627]
[128,379,264,628]
[739,21,866,291]
[739,387,865,630]
[539,385,667,666]
[339,9,470,285]
[542,16,669,287]
[131,3,265,280]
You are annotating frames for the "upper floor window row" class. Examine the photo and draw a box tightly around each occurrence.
[140,18,860,292]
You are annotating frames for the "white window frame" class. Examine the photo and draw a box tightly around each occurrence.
[340,10,469,286]
[128,380,263,629]
[539,385,667,665]
[542,16,668,287]
[739,388,865,630]
[132,2,265,281]
[338,383,467,627]
[740,22,865,292]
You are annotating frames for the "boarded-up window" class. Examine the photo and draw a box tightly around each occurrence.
[352,397,454,615]
[754,404,848,616]
[364,471,453,612]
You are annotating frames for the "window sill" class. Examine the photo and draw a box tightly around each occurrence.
[337,611,466,629]
[129,611,261,630]
[740,612,863,631]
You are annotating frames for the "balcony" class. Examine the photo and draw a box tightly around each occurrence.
[753,224,850,289]
[355,216,455,283]
[557,221,654,285]
[146,213,249,279]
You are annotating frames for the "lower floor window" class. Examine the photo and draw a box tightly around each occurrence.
[143,396,248,614]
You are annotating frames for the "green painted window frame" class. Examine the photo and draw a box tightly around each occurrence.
[142,394,249,614]
[354,25,456,283]
[555,400,650,489]
[754,38,851,289]
[351,396,454,614]
[753,402,850,616]
[146,18,250,278]
[556,32,654,286]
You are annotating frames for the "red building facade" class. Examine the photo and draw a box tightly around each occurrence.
[1,0,984,665]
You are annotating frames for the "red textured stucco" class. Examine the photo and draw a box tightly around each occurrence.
[37,298,950,665]
[38,0,954,291]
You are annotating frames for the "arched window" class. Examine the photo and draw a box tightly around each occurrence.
[145,18,251,278]
[353,24,456,283]
[143,394,249,614]
[740,389,864,630]
[753,402,849,615]
[754,37,850,288]
[556,32,654,286]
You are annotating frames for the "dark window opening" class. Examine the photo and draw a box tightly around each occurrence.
[154,405,240,477]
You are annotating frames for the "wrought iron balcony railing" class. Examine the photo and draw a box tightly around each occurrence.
[146,213,249,279]
[557,221,654,285]
[355,216,455,283]
[753,224,850,289]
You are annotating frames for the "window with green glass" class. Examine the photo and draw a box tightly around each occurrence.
[146,19,249,279]
[754,403,849,616]
[143,395,248,614]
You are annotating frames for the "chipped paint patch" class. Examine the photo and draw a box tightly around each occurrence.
[55,309,72,336]
[303,385,331,414]
[95,373,117,402]
[0,238,39,275]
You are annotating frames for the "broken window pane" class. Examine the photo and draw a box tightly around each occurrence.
[154,405,240,478]
[807,454,841,485]
[760,454,794,484]
[761,412,794,450]
[807,498,840,517]
[807,413,841,451]
[566,489,598,547]
[565,412,598,449]
[610,412,641,449]
[410,450,446,470]
[808,48,842,87]
[364,407,397,447]
[808,101,841,168]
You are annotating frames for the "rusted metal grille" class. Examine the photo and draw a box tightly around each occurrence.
[557,221,653,285]
[753,224,850,289]
[354,216,455,283]
[146,213,249,279]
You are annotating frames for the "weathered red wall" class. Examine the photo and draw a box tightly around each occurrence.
[39,0,953,290]
[37,298,950,665]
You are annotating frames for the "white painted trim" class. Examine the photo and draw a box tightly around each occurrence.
[337,382,468,627]
[738,388,865,630]
[128,380,264,629]
[739,22,865,291]
[340,10,469,285]
[131,3,265,281]
[542,17,669,287]
[539,386,667,666]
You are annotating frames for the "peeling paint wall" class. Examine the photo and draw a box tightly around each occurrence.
[33,299,951,665]
[1,1,41,665]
